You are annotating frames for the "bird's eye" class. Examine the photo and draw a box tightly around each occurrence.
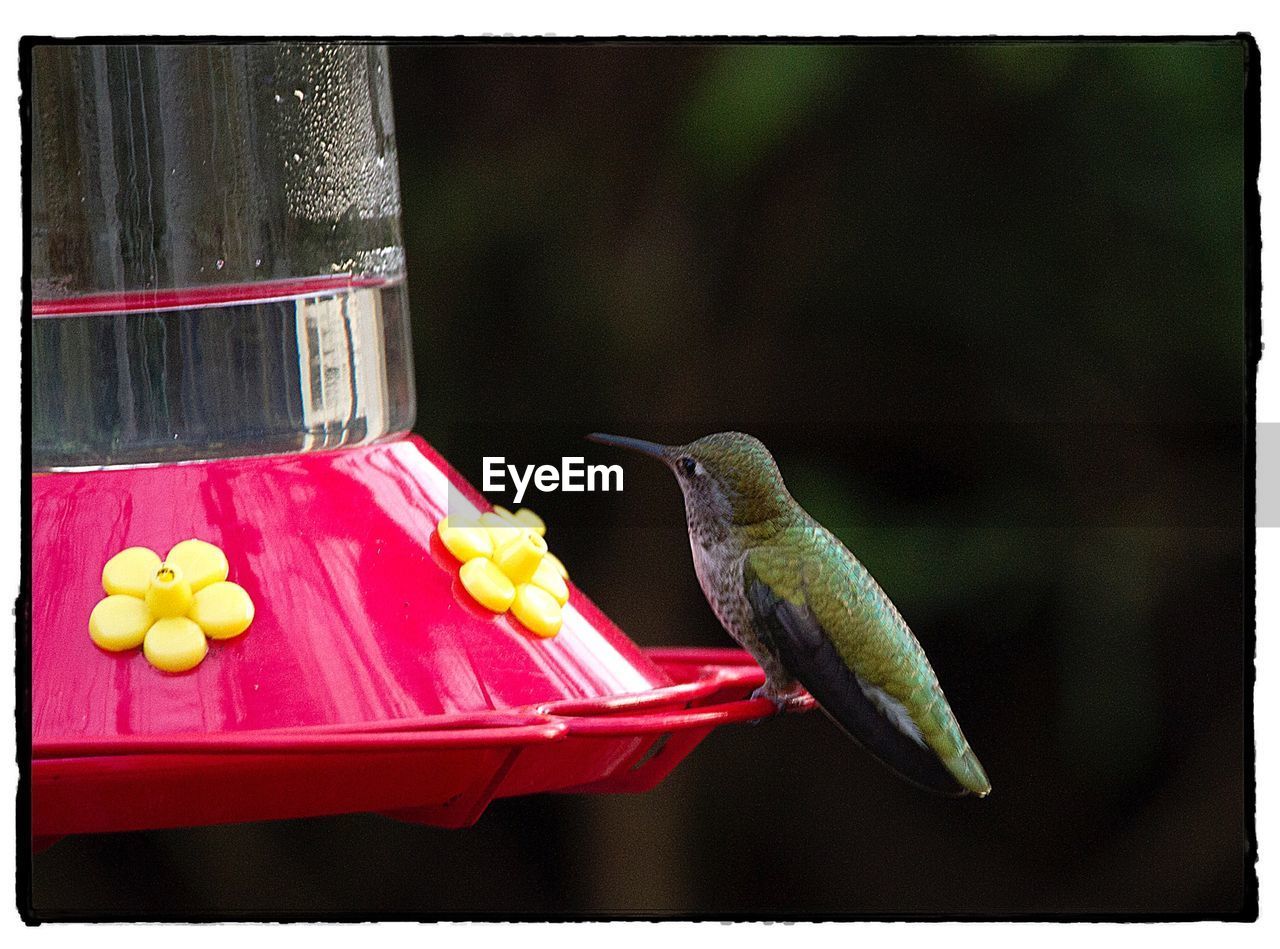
[679,456,698,477]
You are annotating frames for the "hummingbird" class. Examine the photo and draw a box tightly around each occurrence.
[587,431,991,797]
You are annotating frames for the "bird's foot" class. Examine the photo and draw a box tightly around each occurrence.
[749,684,800,721]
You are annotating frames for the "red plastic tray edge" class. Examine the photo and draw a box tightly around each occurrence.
[30,650,813,838]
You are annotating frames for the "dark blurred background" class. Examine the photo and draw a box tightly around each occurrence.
[32,40,1252,918]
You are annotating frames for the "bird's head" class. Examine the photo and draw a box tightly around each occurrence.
[587,431,791,529]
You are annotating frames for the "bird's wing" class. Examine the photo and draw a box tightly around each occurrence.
[744,543,989,797]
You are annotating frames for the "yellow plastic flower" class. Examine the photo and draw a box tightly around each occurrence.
[89,539,254,672]
[438,506,568,638]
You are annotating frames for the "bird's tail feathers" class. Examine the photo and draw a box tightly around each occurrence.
[945,746,992,797]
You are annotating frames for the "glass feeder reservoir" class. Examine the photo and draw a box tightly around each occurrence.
[31,43,414,467]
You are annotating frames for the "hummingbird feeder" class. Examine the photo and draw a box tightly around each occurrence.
[28,42,811,846]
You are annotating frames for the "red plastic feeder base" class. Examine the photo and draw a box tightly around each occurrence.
[31,437,811,838]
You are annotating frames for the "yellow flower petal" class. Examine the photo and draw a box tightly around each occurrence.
[189,581,255,639]
[164,538,229,592]
[102,547,162,598]
[530,558,569,606]
[542,552,569,581]
[459,557,516,613]
[436,517,494,562]
[443,509,482,528]
[512,508,546,536]
[143,617,208,672]
[511,583,562,638]
[491,505,520,524]
[89,595,153,651]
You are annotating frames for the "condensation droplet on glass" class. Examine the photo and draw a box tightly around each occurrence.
[293,153,302,163]
[293,89,305,102]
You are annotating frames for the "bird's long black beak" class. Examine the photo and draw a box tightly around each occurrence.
[586,433,671,463]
